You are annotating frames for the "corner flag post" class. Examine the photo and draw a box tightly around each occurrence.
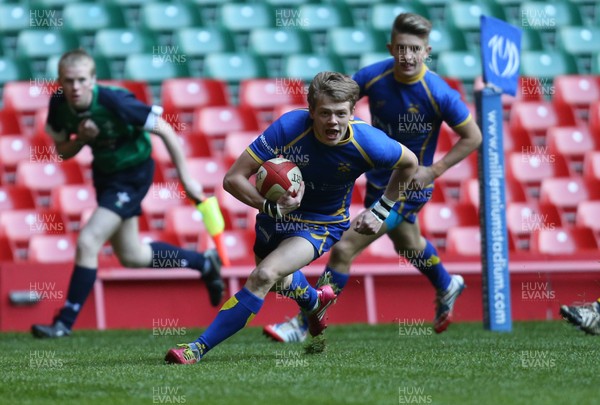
[477,16,522,332]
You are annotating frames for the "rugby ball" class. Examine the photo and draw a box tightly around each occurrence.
[256,157,302,202]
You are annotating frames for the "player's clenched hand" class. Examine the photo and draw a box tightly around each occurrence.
[181,177,205,204]
[77,118,99,143]
[354,209,383,235]
[277,181,304,216]
[410,165,435,191]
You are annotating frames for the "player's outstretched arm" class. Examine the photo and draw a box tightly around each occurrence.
[355,145,418,235]
[151,116,204,203]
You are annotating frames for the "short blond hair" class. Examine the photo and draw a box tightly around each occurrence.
[307,71,360,111]
[58,48,96,78]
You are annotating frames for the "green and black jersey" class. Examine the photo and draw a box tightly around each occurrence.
[46,84,159,174]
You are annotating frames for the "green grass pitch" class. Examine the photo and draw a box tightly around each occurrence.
[1,322,599,405]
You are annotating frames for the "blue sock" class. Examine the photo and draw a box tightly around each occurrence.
[317,266,350,295]
[149,242,206,273]
[296,266,350,327]
[193,287,263,355]
[279,271,318,311]
[408,240,452,291]
[58,265,97,329]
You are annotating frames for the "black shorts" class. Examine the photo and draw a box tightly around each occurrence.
[92,158,155,219]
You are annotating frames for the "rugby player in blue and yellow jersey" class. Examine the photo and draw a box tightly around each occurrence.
[31,49,224,338]
[265,13,483,342]
[164,71,418,364]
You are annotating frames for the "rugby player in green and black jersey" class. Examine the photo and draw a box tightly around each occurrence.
[31,49,224,338]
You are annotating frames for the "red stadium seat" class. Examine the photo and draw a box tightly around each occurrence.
[583,151,600,195]
[0,108,21,135]
[436,123,455,154]
[32,107,54,145]
[576,201,600,245]
[272,103,306,121]
[239,78,306,129]
[0,235,13,261]
[215,185,253,230]
[98,80,153,105]
[28,234,76,263]
[506,201,562,251]
[164,205,206,250]
[516,77,546,103]
[539,177,589,225]
[0,185,35,213]
[199,228,255,265]
[138,230,172,246]
[0,136,31,184]
[223,130,261,168]
[51,184,97,232]
[151,133,210,180]
[433,152,477,201]
[446,226,481,256]
[474,76,544,121]
[439,120,513,154]
[506,151,568,200]
[245,207,257,232]
[590,101,600,147]
[419,202,478,251]
[2,81,58,136]
[531,227,597,255]
[553,75,600,123]
[509,101,576,147]
[191,105,260,155]
[458,178,480,210]
[186,157,227,195]
[546,126,594,175]
[161,78,230,136]
[0,208,43,242]
[366,235,397,259]
[141,183,186,230]
[15,161,71,207]
[459,177,527,212]
[502,121,515,152]
[0,209,65,260]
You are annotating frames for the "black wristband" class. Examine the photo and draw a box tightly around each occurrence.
[370,197,393,223]
[379,198,393,211]
[370,207,387,222]
[262,200,282,219]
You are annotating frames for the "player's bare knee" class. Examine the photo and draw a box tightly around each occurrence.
[248,266,278,290]
[76,230,104,257]
[329,240,355,266]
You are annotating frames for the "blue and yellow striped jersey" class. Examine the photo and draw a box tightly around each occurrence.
[353,59,471,189]
[247,109,405,224]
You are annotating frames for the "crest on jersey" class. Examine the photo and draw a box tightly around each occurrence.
[337,162,351,173]
[407,103,420,114]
